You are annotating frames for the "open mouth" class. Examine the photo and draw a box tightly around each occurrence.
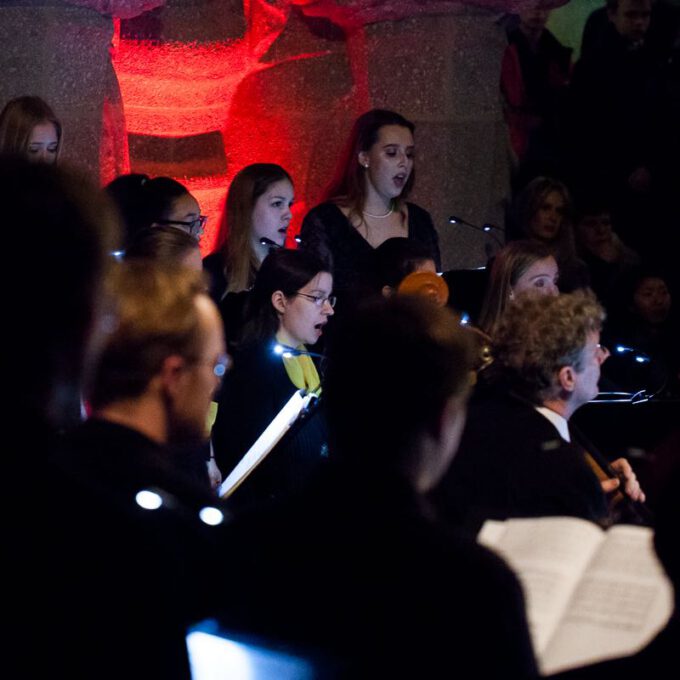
[393,173,406,188]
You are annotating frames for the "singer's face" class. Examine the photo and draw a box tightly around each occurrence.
[359,125,414,202]
[27,121,59,164]
[529,191,566,243]
[512,257,559,297]
[251,178,294,249]
[277,272,334,347]
[572,331,608,407]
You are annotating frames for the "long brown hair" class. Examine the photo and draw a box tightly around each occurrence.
[478,240,554,338]
[324,109,415,224]
[0,96,62,160]
[213,163,292,294]
[512,176,577,261]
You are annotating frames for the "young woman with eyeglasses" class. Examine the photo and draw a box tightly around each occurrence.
[105,174,206,246]
[211,248,333,510]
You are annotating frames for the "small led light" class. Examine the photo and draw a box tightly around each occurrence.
[460,312,470,326]
[616,345,631,354]
[273,344,284,355]
[199,507,225,526]
[135,489,163,510]
[635,355,649,364]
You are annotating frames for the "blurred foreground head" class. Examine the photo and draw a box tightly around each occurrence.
[2,158,119,427]
[325,296,474,492]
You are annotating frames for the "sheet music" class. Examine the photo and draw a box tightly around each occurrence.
[218,390,314,499]
[541,525,673,674]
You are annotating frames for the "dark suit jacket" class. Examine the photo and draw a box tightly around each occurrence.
[216,466,539,678]
[435,387,608,531]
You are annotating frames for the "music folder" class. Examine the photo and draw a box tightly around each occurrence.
[218,389,316,500]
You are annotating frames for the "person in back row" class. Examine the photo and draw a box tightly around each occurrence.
[203,163,294,303]
[436,290,645,529]
[0,95,62,164]
[299,108,440,309]
[216,295,538,678]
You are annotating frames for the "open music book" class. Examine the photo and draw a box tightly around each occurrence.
[478,516,674,675]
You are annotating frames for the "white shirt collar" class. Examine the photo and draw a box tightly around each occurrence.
[534,406,571,442]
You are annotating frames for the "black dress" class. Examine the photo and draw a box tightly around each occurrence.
[299,201,441,302]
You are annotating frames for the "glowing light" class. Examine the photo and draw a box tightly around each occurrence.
[199,506,225,526]
[135,489,163,510]
[273,344,284,355]
[112,9,325,255]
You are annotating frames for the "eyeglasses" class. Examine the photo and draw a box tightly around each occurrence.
[295,293,337,308]
[596,344,610,362]
[156,215,208,238]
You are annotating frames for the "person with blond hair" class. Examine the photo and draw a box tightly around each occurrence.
[478,239,559,338]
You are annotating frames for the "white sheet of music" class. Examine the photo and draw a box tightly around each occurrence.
[218,390,314,500]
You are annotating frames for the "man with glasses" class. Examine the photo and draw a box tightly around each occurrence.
[63,261,228,499]
[436,290,645,528]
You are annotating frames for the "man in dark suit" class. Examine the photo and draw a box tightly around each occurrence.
[215,296,539,678]
[437,290,644,529]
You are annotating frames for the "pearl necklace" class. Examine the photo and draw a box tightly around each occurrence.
[362,205,394,219]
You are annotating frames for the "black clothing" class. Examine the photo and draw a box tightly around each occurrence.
[217,466,539,678]
[502,25,572,185]
[299,201,441,305]
[202,250,228,304]
[566,25,667,257]
[203,252,254,349]
[211,341,329,511]
[435,387,609,532]
[61,417,214,506]
[11,413,220,679]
